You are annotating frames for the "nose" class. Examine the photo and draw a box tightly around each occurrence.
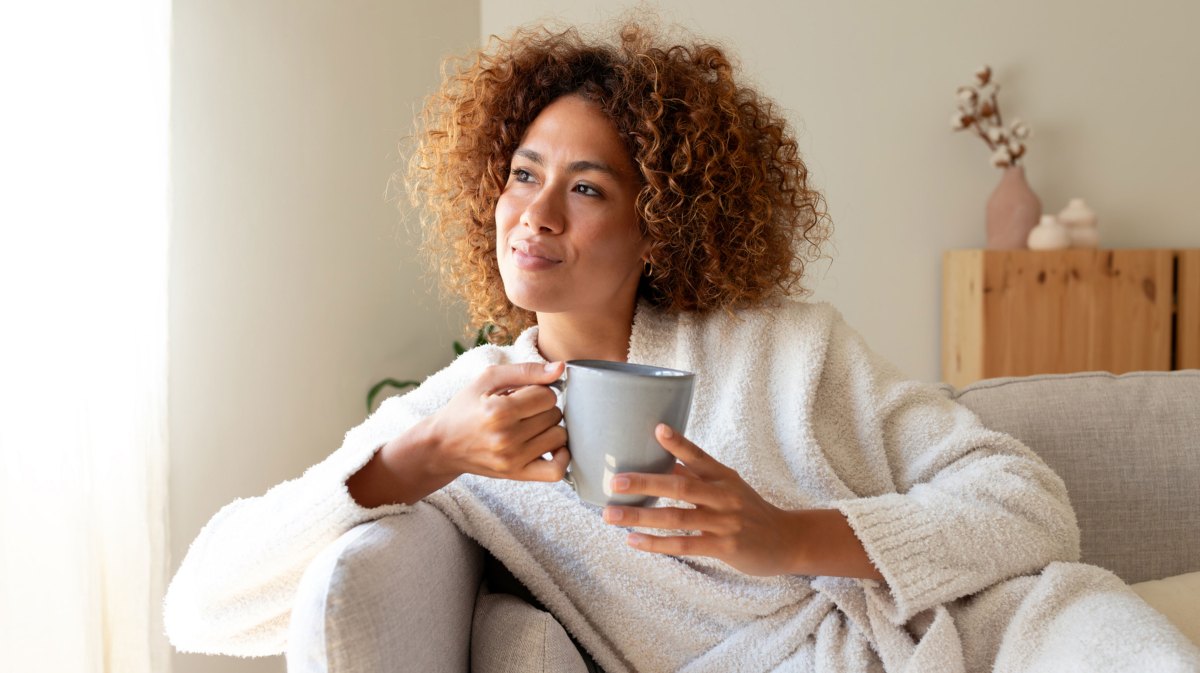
[520,187,565,234]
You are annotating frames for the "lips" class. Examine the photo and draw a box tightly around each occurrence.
[511,239,563,264]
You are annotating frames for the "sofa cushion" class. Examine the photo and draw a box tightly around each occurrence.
[471,589,589,673]
[941,370,1200,585]
[287,504,484,673]
[1132,571,1200,648]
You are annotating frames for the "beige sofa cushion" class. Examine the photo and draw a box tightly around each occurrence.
[1132,571,1200,648]
[944,370,1200,585]
[287,504,483,673]
[471,589,589,673]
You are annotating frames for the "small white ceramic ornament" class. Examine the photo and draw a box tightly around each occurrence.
[1027,214,1071,250]
[1058,198,1099,248]
[1068,222,1099,248]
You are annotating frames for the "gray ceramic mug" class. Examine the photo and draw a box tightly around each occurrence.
[552,360,695,507]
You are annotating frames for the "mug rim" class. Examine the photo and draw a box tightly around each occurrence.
[565,359,694,379]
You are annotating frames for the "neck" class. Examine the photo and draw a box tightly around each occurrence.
[534,301,638,363]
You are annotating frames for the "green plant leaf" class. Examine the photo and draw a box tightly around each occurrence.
[368,323,509,414]
[366,377,420,413]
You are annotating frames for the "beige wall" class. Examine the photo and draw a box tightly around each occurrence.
[482,0,1200,381]
[168,2,478,672]
[167,1,1198,670]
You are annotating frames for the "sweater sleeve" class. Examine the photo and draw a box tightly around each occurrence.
[817,311,1081,624]
[162,350,488,656]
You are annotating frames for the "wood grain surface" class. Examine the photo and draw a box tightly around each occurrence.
[942,249,1194,386]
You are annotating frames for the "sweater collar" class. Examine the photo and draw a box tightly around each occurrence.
[509,299,677,367]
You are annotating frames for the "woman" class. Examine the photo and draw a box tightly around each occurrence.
[164,20,1198,673]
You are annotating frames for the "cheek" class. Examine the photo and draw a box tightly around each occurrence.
[578,236,645,281]
[494,194,519,240]
[594,222,646,265]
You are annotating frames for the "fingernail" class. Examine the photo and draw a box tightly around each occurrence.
[612,476,630,491]
[603,507,623,522]
[659,424,674,439]
[627,533,645,546]
[544,362,558,373]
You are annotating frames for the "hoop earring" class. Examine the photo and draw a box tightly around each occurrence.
[643,260,653,277]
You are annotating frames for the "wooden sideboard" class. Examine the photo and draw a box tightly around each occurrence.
[941,248,1200,387]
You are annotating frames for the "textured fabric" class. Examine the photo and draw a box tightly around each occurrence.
[285,504,482,673]
[972,562,1196,673]
[943,370,1200,584]
[471,589,589,673]
[163,413,418,655]
[1133,571,1200,648]
[163,299,1200,672]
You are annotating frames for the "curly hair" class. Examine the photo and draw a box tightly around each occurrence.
[400,20,832,343]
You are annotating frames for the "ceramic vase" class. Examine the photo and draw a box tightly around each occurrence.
[986,165,1042,250]
[1058,198,1100,248]
[1027,214,1071,250]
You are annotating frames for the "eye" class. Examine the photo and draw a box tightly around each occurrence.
[573,183,601,197]
[510,168,534,183]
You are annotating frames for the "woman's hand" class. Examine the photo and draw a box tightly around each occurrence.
[348,361,568,509]
[422,361,570,483]
[601,424,806,577]
[601,424,886,581]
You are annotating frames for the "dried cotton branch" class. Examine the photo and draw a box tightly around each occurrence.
[951,64,1030,168]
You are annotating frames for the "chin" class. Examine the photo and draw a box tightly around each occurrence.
[500,270,564,314]
[504,290,563,315]
[500,278,545,311]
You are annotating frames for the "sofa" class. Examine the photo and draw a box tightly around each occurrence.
[286,370,1200,672]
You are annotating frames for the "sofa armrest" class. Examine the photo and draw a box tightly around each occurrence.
[286,502,484,673]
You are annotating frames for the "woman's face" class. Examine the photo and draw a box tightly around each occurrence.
[495,94,648,318]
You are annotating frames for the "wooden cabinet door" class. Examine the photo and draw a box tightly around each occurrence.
[942,249,1193,387]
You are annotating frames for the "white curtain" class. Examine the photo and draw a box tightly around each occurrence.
[0,2,171,672]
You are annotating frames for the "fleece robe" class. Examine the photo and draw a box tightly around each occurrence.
[164,299,1200,672]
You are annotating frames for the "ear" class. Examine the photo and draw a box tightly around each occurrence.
[638,238,652,261]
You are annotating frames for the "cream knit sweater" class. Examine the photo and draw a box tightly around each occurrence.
[164,299,1200,672]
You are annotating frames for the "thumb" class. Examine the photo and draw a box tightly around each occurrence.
[482,360,564,395]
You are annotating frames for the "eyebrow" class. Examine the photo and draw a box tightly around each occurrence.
[513,148,622,179]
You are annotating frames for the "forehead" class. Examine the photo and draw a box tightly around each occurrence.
[517,95,634,173]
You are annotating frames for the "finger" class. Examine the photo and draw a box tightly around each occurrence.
[480,361,565,396]
[655,424,727,480]
[611,472,727,508]
[517,445,571,482]
[499,383,560,419]
[672,462,699,480]
[510,406,564,445]
[626,532,721,558]
[603,505,734,535]
[516,421,567,460]
[479,419,564,478]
